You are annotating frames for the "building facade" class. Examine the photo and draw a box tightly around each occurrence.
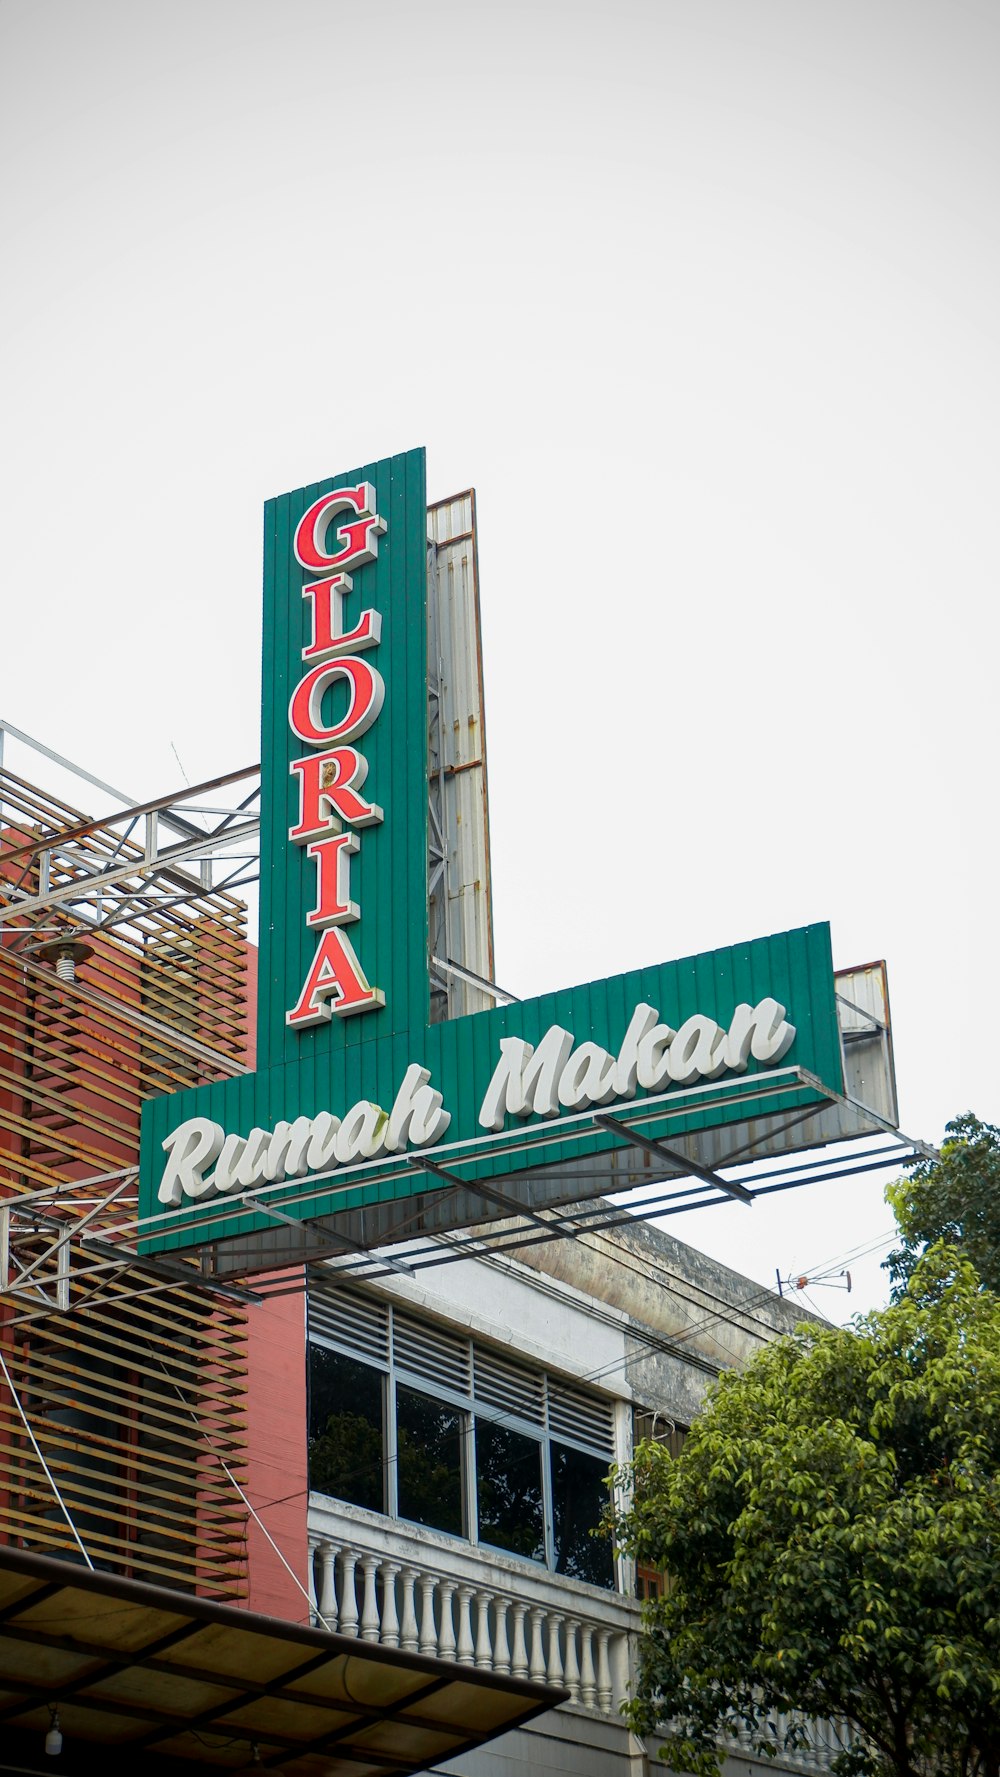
[0,456,910,1770]
[0,733,853,1776]
[299,1218,847,1777]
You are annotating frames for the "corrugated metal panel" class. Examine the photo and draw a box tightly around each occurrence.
[678,960,899,1169]
[836,961,898,1125]
[257,449,429,1068]
[427,490,494,1020]
[141,922,845,1267]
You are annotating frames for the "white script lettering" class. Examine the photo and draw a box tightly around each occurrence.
[477,998,795,1130]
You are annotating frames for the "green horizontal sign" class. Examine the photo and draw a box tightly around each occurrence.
[137,923,843,1255]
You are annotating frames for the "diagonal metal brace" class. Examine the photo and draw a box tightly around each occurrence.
[413,1155,568,1238]
[238,1195,415,1277]
[593,1113,753,1205]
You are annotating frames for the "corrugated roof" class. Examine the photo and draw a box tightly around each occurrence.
[0,1545,564,1775]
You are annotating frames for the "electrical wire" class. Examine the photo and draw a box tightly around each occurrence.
[145,1344,334,1632]
[305,1185,917,1500]
[0,1345,94,1570]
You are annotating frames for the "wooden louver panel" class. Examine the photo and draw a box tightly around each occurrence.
[0,765,252,1599]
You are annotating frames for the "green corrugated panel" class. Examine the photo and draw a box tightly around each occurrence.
[258,449,428,1070]
[138,922,843,1254]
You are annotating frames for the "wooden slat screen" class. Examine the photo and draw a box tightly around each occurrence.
[0,765,252,1599]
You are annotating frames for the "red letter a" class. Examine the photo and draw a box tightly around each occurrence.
[285,930,384,1027]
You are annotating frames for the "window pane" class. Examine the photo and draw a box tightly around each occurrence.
[551,1442,614,1588]
[396,1384,464,1536]
[475,1418,544,1561]
[308,1345,385,1512]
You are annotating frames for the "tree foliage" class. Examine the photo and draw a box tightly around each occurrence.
[886,1114,1000,1297]
[608,1248,1000,1777]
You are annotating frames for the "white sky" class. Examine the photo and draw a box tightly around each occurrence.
[2,0,997,1324]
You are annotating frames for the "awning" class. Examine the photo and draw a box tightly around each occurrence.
[0,1546,565,1775]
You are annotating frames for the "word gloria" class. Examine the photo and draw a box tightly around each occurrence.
[157,997,794,1207]
[286,484,387,1028]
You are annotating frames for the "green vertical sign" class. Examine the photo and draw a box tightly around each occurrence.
[257,448,428,1069]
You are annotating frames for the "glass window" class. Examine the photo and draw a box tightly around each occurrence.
[475,1417,545,1562]
[396,1384,465,1536]
[551,1441,614,1589]
[305,1309,619,1588]
[308,1345,385,1512]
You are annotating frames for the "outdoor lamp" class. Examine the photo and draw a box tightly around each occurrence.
[45,1705,62,1755]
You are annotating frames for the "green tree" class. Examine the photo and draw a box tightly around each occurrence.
[608,1248,1000,1777]
[886,1114,1000,1296]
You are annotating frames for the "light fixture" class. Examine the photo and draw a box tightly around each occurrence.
[37,937,93,984]
[45,1705,62,1756]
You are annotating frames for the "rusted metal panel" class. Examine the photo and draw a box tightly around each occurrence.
[835,960,898,1126]
[427,489,495,1020]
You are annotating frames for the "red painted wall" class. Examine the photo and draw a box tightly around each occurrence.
[243,1272,310,1621]
[239,944,311,1622]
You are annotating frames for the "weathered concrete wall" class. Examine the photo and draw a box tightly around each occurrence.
[515,1210,817,1339]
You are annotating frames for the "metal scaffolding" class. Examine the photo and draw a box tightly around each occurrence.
[0,719,932,1313]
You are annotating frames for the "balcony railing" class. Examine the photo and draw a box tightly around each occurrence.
[307,1500,848,1773]
[721,1714,853,1775]
[307,1499,634,1715]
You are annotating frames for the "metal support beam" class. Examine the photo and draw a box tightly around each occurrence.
[413,1155,567,1241]
[238,1196,415,1278]
[430,956,520,1005]
[4,815,261,919]
[593,1114,754,1205]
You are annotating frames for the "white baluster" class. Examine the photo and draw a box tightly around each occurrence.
[579,1622,596,1706]
[474,1591,493,1669]
[379,1562,400,1647]
[306,1536,319,1627]
[399,1567,419,1652]
[456,1585,475,1665]
[528,1606,546,1681]
[360,1555,380,1642]
[510,1602,529,1679]
[596,1628,613,1710]
[493,1596,511,1676]
[563,1618,580,1702]
[437,1580,457,1661]
[546,1613,565,1687]
[809,1713,834,1769]
[810,1719,829,1770]
[418,1574,438,1656]
[338,1550,359,1637]
[318,1540,338,1629]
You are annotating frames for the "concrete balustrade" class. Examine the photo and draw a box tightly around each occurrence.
[718,1710,854,1774]
[306,1509,846,1770]
[307,1527,622,1715]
